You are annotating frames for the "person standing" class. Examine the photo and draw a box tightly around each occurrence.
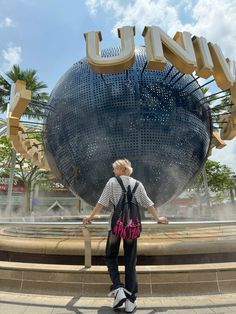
[83,159,168,313]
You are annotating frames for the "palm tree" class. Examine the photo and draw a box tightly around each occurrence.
[200,86,230,126]
[210,91,230,123]
[0,64,49,118]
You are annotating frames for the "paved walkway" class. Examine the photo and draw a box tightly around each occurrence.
[0,291,236,314]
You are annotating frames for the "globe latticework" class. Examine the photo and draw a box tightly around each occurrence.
[43,47,212,206]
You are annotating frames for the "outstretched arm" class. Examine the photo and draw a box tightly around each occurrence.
[147,206,168,224]
[83,179,112,224]
[83,203,104,224]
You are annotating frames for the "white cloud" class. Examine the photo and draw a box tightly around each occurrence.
[84,0,98,15]
[0,17,14,28]
[0,46,22,72]
[85,0,188,36]
[189,0,236,60]
[84,0,236,58]
[112,0,186,36]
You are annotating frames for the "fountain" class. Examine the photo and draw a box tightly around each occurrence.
[1,26,236,296]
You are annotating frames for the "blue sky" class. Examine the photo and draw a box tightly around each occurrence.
[1,0,236,172]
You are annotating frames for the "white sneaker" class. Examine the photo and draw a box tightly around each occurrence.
[108,287,126,308]
[125,299,137,313]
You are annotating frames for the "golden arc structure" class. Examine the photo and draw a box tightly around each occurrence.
[7,80,50,170]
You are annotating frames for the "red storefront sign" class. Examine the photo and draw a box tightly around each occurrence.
[0,176,25,193]
[171,198,193,206]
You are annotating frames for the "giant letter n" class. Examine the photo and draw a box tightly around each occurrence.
[142,26,196,73]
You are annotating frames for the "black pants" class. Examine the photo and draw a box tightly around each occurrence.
[104,231,138,301]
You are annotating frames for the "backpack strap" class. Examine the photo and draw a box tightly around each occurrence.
[115,176,126,192]
[132,181,139,194]
[115,176,139,194]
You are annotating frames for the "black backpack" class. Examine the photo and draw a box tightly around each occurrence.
[111,176,142,239]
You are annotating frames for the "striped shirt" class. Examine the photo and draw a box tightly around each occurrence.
[98,176,154,230]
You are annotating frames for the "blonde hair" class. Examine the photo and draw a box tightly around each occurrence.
[112,159,133,176]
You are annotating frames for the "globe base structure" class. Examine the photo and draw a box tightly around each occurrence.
[1,220,236,296]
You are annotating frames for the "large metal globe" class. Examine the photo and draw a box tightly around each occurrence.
[43,46,212,206]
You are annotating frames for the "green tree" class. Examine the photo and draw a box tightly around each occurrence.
[0,134,12,166]
[200,86,230,131]
[191,160,236,202]
[0,64,49,118]
[205,160,235,192]
[0,136,51,212]
[210,90,230,129]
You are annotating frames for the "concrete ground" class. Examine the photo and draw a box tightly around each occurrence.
[0,291,236,314]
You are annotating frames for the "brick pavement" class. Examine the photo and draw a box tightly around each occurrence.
[0,291,236,314]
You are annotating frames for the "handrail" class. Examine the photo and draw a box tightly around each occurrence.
[1,220,236,227]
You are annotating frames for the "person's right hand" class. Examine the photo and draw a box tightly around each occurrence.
[158,216,168,224]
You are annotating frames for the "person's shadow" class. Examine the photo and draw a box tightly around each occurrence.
[98,307,124,313]
[65,296,166,313]
[65,297,125,314]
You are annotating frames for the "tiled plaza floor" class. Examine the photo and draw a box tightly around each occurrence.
[0,291,236,314]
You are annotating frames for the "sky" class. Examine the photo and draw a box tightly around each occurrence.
[0,0,236,172]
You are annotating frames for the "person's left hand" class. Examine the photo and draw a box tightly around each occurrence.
[83,216,92,224]
[158,216,169,224]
